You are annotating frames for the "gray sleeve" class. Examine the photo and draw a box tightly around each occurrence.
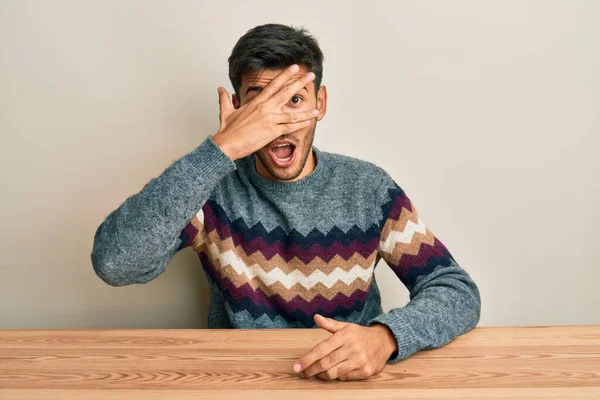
[90,136,236,287]
[367,170,481,362]
[369,262,481,363]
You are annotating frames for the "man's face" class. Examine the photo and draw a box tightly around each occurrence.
[233,65,327,181]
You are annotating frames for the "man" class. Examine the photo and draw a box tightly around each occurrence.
[91,23,481,381]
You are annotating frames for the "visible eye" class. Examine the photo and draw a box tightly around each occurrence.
[288,95,303,106]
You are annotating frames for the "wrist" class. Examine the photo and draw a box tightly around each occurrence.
[212,132,238,161]
[371,323,398,359]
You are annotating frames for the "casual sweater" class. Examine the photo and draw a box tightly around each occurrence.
[91,136,481,363]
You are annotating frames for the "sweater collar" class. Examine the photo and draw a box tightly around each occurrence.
[244,146,327,193]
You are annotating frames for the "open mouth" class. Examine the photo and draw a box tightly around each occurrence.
[269,143,297,168]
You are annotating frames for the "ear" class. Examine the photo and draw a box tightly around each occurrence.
[315,85,327,121]
[232,93,241,109]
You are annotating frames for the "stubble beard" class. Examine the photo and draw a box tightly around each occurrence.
[255,123,316,182]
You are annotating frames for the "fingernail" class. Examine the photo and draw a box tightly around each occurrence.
[306,72,315,79]
[293,363,302,373]
[291,64,299,72]
[312,109,319,115]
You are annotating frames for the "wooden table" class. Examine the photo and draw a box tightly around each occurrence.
[0,326,599,399]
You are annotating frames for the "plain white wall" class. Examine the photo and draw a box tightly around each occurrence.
[1,0,599,328]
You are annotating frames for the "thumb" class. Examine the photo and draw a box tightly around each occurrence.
[217,86,234,124]
[314,314,347,333]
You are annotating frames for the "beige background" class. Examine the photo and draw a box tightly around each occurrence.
[1,0,599,329]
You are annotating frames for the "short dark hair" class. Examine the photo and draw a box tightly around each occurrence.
[228,23,324,97]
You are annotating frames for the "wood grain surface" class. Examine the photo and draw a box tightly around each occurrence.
[0,326,599,399]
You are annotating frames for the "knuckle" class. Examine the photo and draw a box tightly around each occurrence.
[258,104,269,115]
[357,352,367,364]
[315,344,327,357]
[361,365,374,377]
[282,84,293,97]
[317,369,334,380]
[316,358,327,370]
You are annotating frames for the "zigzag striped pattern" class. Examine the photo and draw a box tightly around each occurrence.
[379,186,455,291]
[178,184,454,325]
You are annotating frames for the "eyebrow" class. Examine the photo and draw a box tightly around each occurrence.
[245,86,263,95]
[245,85,309,96]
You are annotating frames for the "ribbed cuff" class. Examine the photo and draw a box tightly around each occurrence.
[368,311,422,364]
[181,136,237,187]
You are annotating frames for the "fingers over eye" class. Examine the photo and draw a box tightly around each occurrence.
[273,110,319,124]
[272,72,315,106]
[256,64,301,101]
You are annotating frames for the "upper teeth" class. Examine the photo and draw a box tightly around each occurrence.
[274,144,290,147]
